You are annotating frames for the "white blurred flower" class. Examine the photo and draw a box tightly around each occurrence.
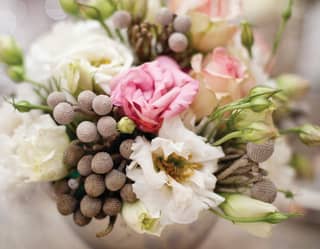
[26,21,133,94]
[261,138,295,190]
[220,194,278,238]
[0,114,69,185]
[127,116,224,230]
[122,201,163,236]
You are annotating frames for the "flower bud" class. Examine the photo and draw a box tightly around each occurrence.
[173,15,191,33]
[241,122,278,144]
[249,86,278,98]
[11,100,35,113]
[112,10,132,29]
[156,8,174,26]
[250,96,272,112]
[241,21,254,57]
[0,36,23,66]
[59,0,79,15]
[219,194,278,237]
[293,124,320,146]
[122,201,163,236]
[117,117,136,134]
[7,65,25,82]
[80,0,116,20]
[168,32,188,53]
[276,74,309,100]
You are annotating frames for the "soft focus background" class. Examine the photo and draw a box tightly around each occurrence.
[0,0,320,248]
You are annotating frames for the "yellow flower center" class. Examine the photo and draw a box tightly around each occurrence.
[153,153,202,183]
[90,58,111,67]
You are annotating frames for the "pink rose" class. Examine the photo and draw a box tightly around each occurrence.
[110,57,199,133]
[169,0,242,20]
[190,47,250,119]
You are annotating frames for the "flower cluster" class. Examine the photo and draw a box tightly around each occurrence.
[0,0,316,241]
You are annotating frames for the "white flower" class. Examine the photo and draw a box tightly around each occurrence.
[26,21,133,94]
[261,138,295,190]
[122,201,163,236]
[220,194,278,238]
[0,114,70,184]
[127,116,224,231]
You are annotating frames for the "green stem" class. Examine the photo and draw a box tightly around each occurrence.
[115,28,125,43]
[24,77,50,92]
[99,19,113,37]
[213,131,242,146]
[280,127,300,135]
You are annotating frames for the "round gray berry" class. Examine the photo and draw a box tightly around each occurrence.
[247,141,275,163]
[97,116,118,138]
[84,174,106,197]
[57,194,78,216]
[68,178,79,190]
[73,209,91,227]
[53,180,70,196]
[105,170,126,191]
[156,8,173,26]
[103,198,122,216]
[120,184,137,203]
[168,32,188,53]
[80,195,102,218]
[76,121,99,143]
[78,90,96,111]
[92,152,113,174]
[77,155,93,176]
[92,95,113,116]
[47,91,66,108]
[63,142,85,167]
[119,139,134,160]
[250,179,277,203]
[53,102,75,125]
[173,15,191,33]
[112,10,132,29]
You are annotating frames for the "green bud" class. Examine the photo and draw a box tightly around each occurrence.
[296,124,320,146]
[290,153,314,179]
[241,21,254,58]
[249,86,279,98]
[7,65,25,82]
[241,122,278,143]
[12,100,34,113]
[59,0,79,15]
[276,74,309,100]
[80,0,116,20]
[0,36,23,66]
[265,212,295,224]
[250,96,272,112]
[117,117,136,134]
[282,0,293,21]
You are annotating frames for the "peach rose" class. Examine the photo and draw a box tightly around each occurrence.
[110,57,199,133]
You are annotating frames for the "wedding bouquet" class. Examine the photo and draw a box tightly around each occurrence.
[0,0,318,240]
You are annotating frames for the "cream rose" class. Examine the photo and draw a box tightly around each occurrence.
[0,114,69,183]
[26,21,133,95]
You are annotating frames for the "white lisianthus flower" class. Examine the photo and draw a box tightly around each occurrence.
[0,114,69,183]
[127,116,224,231]
[261,138,295,190]
[220,194,278,238]
[122,201,163,236]
[26,21,133,94]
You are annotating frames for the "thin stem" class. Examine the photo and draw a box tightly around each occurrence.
[213,131,242,146]
[99,19,113,38]
[115,29,125,43]
[24,77,50,92]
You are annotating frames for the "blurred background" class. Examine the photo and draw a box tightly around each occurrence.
[0,0,319,248]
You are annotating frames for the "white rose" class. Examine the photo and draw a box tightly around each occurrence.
[0,114,70,183]
[26,21,133,94]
